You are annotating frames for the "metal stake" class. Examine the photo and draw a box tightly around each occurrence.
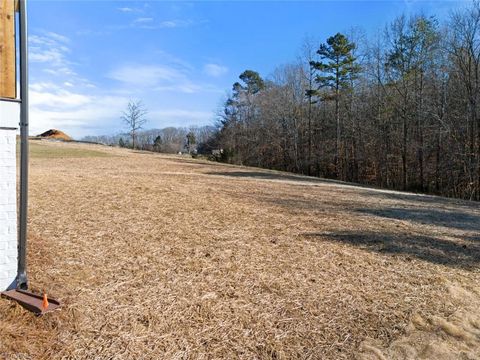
[17,0,29,290]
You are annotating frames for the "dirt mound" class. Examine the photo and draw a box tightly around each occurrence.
[37,129,72,141]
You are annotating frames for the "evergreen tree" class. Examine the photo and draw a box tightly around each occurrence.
[239,70,265,95]
[310,33,361,179]
[153,135,162,152]
[220,70,265,163]
[186,131,196,154]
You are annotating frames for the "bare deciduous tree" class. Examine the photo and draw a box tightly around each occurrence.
[121,100,148,150]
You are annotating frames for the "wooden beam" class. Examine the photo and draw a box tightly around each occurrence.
[0,0,16,99]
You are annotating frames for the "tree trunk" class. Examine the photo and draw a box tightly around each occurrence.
[402,112,408,191]
[335,88,341,180]
[308,98,312,176]
[469,99,476,199]
[418,71,425,192]
[435,129,441,194]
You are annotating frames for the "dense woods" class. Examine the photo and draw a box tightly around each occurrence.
[215,4,480,201]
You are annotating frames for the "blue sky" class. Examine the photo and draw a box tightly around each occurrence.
[28,0,469,138]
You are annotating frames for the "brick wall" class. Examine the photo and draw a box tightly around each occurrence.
[0,100,19,290]
[0,129,17,290]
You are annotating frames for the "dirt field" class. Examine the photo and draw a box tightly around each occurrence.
[1,140,480,359]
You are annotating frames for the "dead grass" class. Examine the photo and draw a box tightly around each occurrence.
[25,141,113,159]
[1,141,480,359]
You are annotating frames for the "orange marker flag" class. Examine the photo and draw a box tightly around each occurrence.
[42,293,49,310]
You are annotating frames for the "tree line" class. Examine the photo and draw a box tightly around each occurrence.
[83,100,216,154]
[83,125,216,154]
[213,3,480,201]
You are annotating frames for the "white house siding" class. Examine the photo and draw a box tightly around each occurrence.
[0,100,19,290]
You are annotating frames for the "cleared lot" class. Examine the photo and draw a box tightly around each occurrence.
[1,141,480,359]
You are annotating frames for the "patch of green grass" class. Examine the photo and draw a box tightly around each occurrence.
[17,141,112,158]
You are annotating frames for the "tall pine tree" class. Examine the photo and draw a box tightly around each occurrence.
[310,33,360,179]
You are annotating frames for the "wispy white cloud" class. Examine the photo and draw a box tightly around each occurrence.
[30,48,66,64]
[132,19,197,30]
[30,82,91,108]
[108,64,185,88]
[44,31,70,44]
[110,18,203,31]
[30,31,69,47]
[117,7,140,13]
[133,17,154,24]
[155,50,194,71]
[159,19,194,28]
[203,63,228,77]
[108,63,222,95]
[29,31,76,77]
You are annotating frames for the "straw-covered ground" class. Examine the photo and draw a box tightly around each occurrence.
[1,140,480,359]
